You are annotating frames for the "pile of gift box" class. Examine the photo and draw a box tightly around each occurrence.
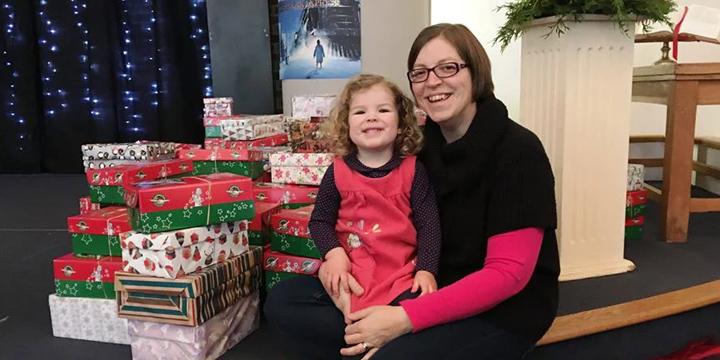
[626,164,647,240]
[48,95,337,359]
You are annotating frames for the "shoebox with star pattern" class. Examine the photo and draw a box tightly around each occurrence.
[86,159,193,205]
[48,294,130,345]
[115,246,262,326]
[120,220,249,279]
[248,202,282,246]
[67,206,130,256]
[269,152,332,186]
[178,148,264,179]
[252,182,318,208]
[263,247,320,291]
[269,205,321,258]
[123,173,255,233]
[53,253,123,299]
[625,189,648,219]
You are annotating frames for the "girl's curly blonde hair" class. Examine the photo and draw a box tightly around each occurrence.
[324,74,423,157]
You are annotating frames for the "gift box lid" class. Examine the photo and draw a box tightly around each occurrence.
[123,173,253,213]
[67,206,131,235]
[249,202,282,232]
[214,114,284,128]
[252,182,318,204]
[269,205,314,237]
[120,221,248,251]
[203,133,289,150]
[85,159,193,186]
[263,249,320,275]
[269,152,334,167]
[626,189,648,206]
[115,246,262,299]
[53,253,123,282]
[625,216,645,227]
[178,148,263,162]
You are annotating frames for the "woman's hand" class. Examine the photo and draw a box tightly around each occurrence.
[340,305,413,357]
[319,247,364,297]
[411,270,437,296]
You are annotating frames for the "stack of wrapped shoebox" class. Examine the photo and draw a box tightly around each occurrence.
[115,171,263,359]
[50,155,195,345]
[626,164,647,240]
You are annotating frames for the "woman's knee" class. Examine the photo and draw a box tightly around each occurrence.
[263,275,324,324]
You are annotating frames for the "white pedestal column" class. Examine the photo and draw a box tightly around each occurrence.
[520,16,636,281]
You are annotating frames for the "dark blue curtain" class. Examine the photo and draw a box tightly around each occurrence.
[0,0,213,173]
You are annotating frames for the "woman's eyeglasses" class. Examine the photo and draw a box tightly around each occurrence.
[407,62,467,83]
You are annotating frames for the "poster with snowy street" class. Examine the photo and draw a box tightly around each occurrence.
[278,0,361,80]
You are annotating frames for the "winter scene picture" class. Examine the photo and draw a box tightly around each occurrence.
[278,0,361,80]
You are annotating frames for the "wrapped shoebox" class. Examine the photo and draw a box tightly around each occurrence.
[128,292,260,360]
[120,221,249,279]
[178,148,264,179]
[219,115,286,141]
[248,202,282,246]
[79,196,102,215]
[81,141,176,162]
[116,246,262,326]
[84,159,149,171]
[203,133,289,151]
[86,159,193,205]
[123,173,255,233]
[625,216,644,240]
[627,163,645,191]
[205,126,222,138]
[270,206,320,258]
[288,120,333,153]
[53,253,123,299]
[265,271,300,291]
[291,95,336,118]
[264,249,320,275]
[269,152,333,186]
[626,189,648,219]
[67,206,130,256]
[48,294,130,345]
[203,97,233,117]
[252,182,318,207]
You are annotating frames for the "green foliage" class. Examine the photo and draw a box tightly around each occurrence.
[494,0,676,51]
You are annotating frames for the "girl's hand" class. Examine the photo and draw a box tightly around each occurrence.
[319,248,364,297]
[411,270,437,296]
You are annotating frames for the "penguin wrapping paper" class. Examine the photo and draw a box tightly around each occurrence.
[120,221,250,279]
[115,246,262,327]
[128,292,259,360]
[48,294,131,345]
[123,173,255,233]
[81,141,176,162]
[53,254,123,299]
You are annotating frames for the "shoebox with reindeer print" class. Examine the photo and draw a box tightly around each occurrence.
[178,148,264,179]
[115,246,262,327]
[67,206,130,256]
[53,253,123,299]
[252,182,318,208]
[269,205,321,258]
[123,173,255,233]
[86,159,193,205]
[120,221,249,279]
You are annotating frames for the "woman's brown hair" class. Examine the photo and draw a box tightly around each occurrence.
[407,23,494,100]
[325,74,423,157]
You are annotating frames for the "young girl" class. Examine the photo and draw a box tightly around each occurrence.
[309,73,441,322]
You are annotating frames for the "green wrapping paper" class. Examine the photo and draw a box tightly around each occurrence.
[264,271,300,291]
[625,226,643,240]
[625,204,646,219]
[191,160,264,179]
[71,233,122,256]
[270,232,321,259]
[54,280,116,299]
[248,231,265,246]
[129,200,255,233]
[116,246,263,326]
[89,185,126,205]
[205,126,222,138]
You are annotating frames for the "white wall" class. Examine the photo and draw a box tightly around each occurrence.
[431,0,522,120]
[432,0,719,191]
[281,0,430,114]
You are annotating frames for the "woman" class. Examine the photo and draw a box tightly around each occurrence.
[265,23,559,360]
